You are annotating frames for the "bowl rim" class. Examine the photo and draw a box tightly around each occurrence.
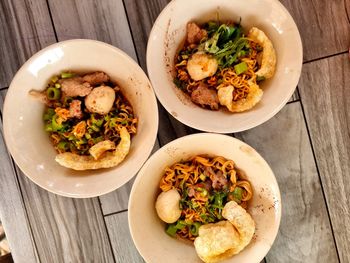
[128,132,282,262]
[146,0,303,133]
[3,39,159,198]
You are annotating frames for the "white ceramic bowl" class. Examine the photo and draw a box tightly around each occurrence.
[3,39,158,198]
[147,0,302,133]
[129,133,281,263]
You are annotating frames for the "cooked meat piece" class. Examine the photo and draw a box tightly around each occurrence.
[203,180,212,191]
[28,90,53,106]
[187,22,207,44]
[211,170,228,190]
[82,72,109,86]
[191,83,219,110]
[69,100,83,119]
[59,77,92,97]
[188,186,196,197]
[85,85,115,115]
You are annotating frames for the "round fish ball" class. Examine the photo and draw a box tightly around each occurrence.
[85,86,115,115]
[155,189,182,223]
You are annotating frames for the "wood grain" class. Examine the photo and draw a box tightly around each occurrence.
[236,102,338,263]
[0,92,38,263]
[298,53,350,263]
[0,0,56,88]
[100,139,161,215]
[280,0,350,61]
[0,90,114,263]
[105,211,144,263]
[123,0,170,70]
[48,0,137,62]
[15,174,115,263]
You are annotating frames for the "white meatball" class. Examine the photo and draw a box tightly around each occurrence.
[85,85,115,115]
[187,52,218,81]
[155,189,182,223]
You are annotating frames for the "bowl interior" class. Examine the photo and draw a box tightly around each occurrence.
[129,133,281,263]
[3,39,158,198]
[147,0,302,133]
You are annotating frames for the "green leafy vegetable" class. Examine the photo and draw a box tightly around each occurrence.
[173,77,186,90]
[201,23,251,68]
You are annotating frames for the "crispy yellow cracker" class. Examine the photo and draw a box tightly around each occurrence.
[248,27,276,79]
[55,127,130,170]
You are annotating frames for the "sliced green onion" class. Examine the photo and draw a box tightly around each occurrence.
[55,83,61,89]
[91,125,100,132]
[109,118,118,128]
[121,120,128,125]
[85,133,91,139]
[91,114,104,127]
[47,87,61,100]
[234,61,248,75]
[256,75,266,82]
[51,115,63,131]
[61,72,76,79]
[93,136,104,144]
[175,220,187,230]
[43,108,55,121]
[57,141,69,151]
[231,187,243,204]
[51,76,59,83]
[45,123,53,132]
[189,222,201,236]
[165,224,178,237]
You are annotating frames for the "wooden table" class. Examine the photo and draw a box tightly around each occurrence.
[0,0,349,262]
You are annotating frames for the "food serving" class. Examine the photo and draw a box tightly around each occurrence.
[29,71,137,170]
[155,155,255,263]
[174,20,276,112]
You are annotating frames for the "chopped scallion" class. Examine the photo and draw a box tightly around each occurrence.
[234,61,248,75]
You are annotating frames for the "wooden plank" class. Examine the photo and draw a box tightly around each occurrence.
[280,0,349,61]
[235,102,338,262]
[0,89,114,262]
[0,91,38,263]
[105,211,144,263]
[123,0,169,70]
[289,88,299,102]
[47,0,137,61]
[298,53,350,262]
[0,0,56,87]
[100,139,161,215]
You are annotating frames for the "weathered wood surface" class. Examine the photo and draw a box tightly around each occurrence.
[298,53,350,263]
[236,102,338,263]
[47,0,137,62]
[0,93,38,263]
[105,211,144,263]
[280,0,350,62]
[0,0,55,88]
